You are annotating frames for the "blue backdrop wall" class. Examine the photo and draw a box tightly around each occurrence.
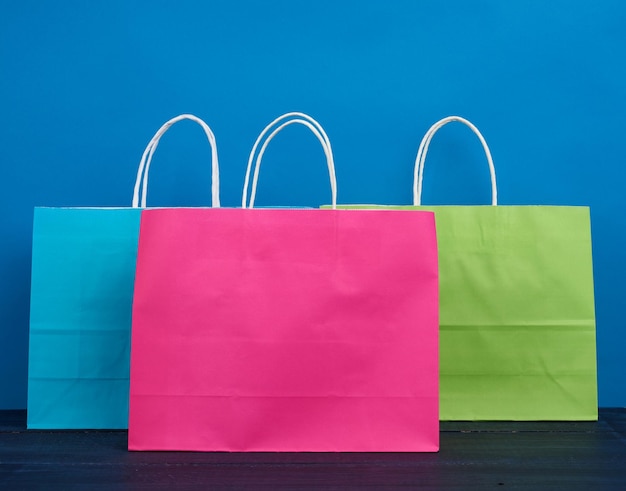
[1,1,625,408]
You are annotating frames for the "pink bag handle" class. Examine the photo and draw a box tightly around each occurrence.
[242,112,337,209]
[412,116,497,206]
[132,114,220,208]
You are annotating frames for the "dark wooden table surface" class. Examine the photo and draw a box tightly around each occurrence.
[1,409,625,490]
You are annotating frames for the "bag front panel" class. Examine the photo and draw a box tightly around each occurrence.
[28,207,141,429]
[129,207,439,451]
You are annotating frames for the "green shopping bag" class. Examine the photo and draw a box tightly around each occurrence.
[325,116,597,420]
[27,114,220,429]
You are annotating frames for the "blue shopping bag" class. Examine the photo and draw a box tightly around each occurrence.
[27,114,219,429]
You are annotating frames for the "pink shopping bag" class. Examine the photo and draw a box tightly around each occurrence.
[128,113,439,452]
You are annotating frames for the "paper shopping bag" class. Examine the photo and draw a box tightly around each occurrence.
[325,116,597,421]
[128,113,439,451]
[27,114,219,429]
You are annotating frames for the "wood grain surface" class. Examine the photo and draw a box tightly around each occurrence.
[1,409,625,490]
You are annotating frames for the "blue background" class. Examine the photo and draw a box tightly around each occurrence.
[1,1,624,408]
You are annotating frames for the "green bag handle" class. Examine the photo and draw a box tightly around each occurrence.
[132,114,220,208]
[412,116,497,206]
[242,112,337,209]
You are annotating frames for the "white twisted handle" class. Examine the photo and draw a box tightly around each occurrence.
[242,112,337,209]
[132,114,220,208]
[412,116,497,206]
